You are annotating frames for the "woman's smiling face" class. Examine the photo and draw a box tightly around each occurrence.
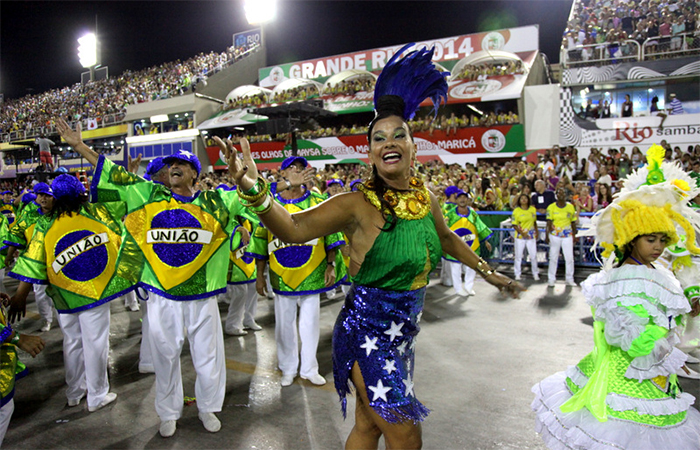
[368,115,415,180]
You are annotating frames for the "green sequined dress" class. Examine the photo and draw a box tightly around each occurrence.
[332,193,442,423]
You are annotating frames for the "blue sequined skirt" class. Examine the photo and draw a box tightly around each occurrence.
[332,283,430,423]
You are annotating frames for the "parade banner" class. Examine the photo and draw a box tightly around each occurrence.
[260,26,538,88]
[559,87,700,149]
[205,125,525,169]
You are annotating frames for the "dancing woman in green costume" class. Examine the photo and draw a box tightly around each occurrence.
[220,44,522,450]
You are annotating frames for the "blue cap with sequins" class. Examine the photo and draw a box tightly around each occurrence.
[163,150,201,176]
[280,156,308,171]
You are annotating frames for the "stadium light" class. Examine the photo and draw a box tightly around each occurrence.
[78,33,98,68]
[244,0,276,24]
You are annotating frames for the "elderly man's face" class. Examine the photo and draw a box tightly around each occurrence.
[535,181,545,193]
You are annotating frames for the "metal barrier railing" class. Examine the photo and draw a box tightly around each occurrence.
[561,39,641,68]
[475,211,602,268]
[642,32,700,60]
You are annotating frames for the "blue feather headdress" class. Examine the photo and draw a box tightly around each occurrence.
[372,43,449,122]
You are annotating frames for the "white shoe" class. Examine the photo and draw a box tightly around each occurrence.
[67,395,84,407]
[199,412,221,433]
[533,275,540,281]
[685,354,700,364]
[40,321,51,332]
[456,288,469,296]
[566,280,578,287]
[514,276,521,281]
[548,281,555,287]
[243,321,262,331]
[281,374,295,386]
[678,366,700,379]
[225,328,247,336]
[138,364,155,374]
[159,420,177,438]
[301,373,326,386]
[266,291,275,299]
[468,290,476,296]
[128,303,140,312]
[88,392,117,412]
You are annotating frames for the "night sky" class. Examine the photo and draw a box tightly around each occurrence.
[1,0,573,101]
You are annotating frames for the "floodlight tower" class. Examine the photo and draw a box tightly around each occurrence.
[78,32,100,81]
[244,0,277,25]
[244,0,276,57]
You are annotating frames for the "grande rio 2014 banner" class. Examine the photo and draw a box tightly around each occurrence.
[206,125,525,169]
[259,26,539,88]
[258,26,538,112]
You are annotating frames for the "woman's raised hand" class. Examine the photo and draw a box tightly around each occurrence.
[214,136,258,191]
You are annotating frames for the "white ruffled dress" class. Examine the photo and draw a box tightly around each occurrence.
[532,264,700,450]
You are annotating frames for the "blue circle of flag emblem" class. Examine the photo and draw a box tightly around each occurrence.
[454,228,475,247]
[150,210,205,267]
[54,230,109,282]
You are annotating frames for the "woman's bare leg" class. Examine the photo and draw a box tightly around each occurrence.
[346,362,422,450]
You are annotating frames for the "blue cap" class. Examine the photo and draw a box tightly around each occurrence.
[456,189,469,198]
[33,182,54,197]
[349,179,362,191]
[21,193,37,204]
[327,179,344,188]
[444,186,460,197]
[52,174,86,199]
[163,150,201,176]
[280,156,308,171]
[144,157,167,181]
[1,190,12,196]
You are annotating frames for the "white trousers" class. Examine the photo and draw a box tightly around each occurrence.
[147,294,225,421]
[274,293,320,378]
[548,235,574,283]
[33,284,54,324]
[123,290,138,310]
[440,260,453,286]
[0,398,13,447]
[449,261,476,292]
[514,238,539,278]
[138,297,153,372]
[57,302,111,409]
[223,283,257,332]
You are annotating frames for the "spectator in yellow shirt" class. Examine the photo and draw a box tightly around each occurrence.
[546,186,578,287]
[512,194,540,281]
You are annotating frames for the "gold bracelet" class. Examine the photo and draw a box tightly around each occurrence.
[475,258,494,278]
[238,177,269,204]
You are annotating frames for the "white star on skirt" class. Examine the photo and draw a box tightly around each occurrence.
[360,335,379,356]
[368,379,392,402]
[403,374,414,397]
[383,359,397,375]
[383,321,405,342]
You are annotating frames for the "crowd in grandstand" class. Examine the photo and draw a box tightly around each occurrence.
[454,61,525,80]
[192,141,699,218]
[0,42,260,139]
[562,0,699,63]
